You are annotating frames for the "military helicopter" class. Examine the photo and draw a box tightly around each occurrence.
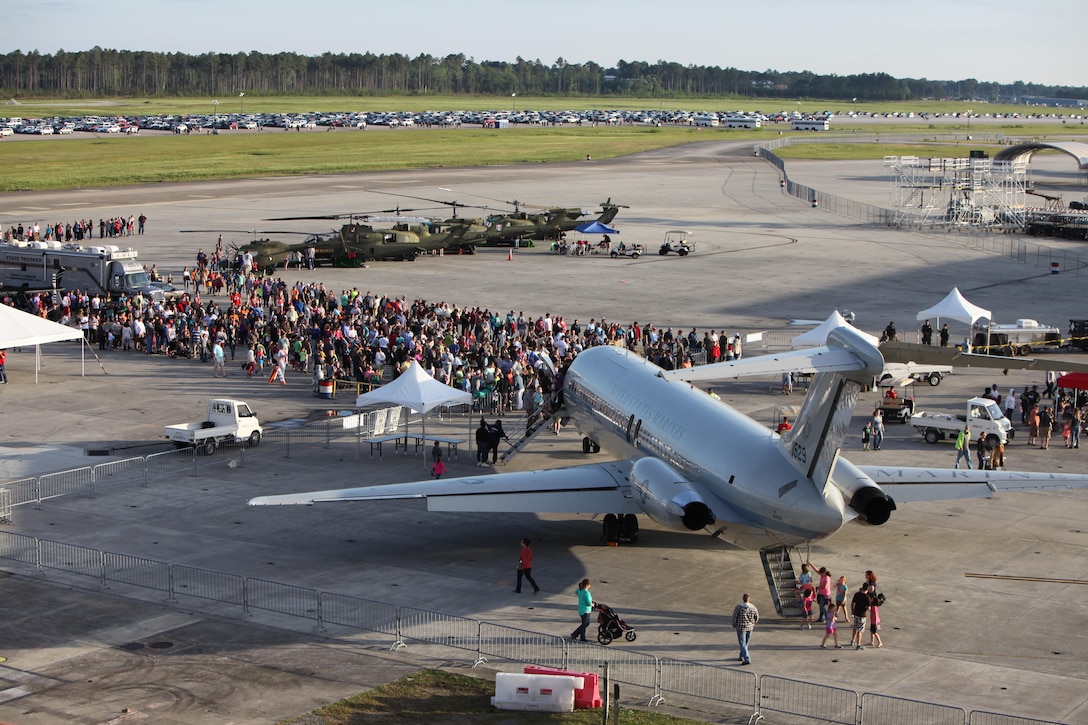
[265,206,486,264]
[482,197,627,245]
[367,190,628,247]
[179,229,327,275]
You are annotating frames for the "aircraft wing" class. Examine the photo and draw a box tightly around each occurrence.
[249,461,642,514]
[856,465,1088,503]
[880,341,1088,373]
[662,345,863,384]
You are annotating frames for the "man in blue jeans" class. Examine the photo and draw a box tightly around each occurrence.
[955,425,972,469]
[731,593,759,665]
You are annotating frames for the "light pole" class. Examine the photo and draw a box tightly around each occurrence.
[966,108,972,136]
[511,93,516,112]
[213,99,219,131]
[239,92,244,115]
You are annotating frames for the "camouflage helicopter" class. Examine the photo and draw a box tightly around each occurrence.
[265,206,488,264]
[179,229,325,275]
[482,197,627,245]
[367,190,628,247]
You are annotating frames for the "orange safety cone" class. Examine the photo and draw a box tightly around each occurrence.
[507,248,513,261]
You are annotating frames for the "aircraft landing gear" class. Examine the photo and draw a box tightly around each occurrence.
[602,513,640,544]
[581,436,600,454]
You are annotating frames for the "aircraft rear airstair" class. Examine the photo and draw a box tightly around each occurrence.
[497,409,555,466]
[761,546,802,617]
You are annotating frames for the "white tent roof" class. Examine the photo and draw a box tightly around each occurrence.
[791,310,880,348]
[355,360,471,413]
[916,288,991,327]
[0,303,83,347]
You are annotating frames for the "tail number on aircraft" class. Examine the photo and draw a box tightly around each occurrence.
[791,442,808,464]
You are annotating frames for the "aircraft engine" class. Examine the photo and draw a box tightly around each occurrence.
[830,460,896,525]
[629,458,715,532]
[848,486,896,525]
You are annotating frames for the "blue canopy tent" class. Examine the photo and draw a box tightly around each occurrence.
[574,220,619,234]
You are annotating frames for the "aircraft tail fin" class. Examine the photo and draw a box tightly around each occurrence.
[777,326,884,491]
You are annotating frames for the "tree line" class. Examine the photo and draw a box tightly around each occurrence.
[0,48,1083,104]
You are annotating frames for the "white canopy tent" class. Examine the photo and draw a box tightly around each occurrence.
[791,310,880,348]
[0,304,86,382]
[355,361,472,467]
[916,288,991,327]
[916,288,991,349]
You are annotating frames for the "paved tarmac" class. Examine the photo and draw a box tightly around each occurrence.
[0,140,1086,724]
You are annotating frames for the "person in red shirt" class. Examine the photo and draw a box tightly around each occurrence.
[776,416,793,434]
[515,538,540,594]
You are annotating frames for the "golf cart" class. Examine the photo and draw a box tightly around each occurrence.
[659,230,694,256]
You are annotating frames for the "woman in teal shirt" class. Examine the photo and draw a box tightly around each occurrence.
[571,578,593,642]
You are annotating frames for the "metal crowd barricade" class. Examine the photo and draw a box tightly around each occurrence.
[861,693,967,725]
[0,477,37,508]
[104,551,171,593]
[394,605,483,660]
[968,711,1063,725]
[170,564,245,607]
[478,622,568,670]
[319,592,399,636]
[245,577,319,622]
[92,458,146,492]
[658,658,757,711]
[758,675,859,725]
[0,530,38,566]
[565,642,658,695]
[37,466,93,505]
[0,487,10,523]
[38,538,103,582]
[145,447,197,480]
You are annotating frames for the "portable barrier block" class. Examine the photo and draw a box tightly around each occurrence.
[524,665,602,709]
[491,672,582,713]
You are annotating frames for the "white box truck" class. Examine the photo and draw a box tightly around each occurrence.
[0,240,163,302]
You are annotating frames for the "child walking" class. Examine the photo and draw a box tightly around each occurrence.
[432,459,448,479]
[820,604,843,648]
[799,583,816,629]
[834,576,849,622]
[862,422,872,451]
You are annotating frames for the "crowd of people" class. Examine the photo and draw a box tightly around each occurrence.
[2,214,148,244]
[734,563,884,664]
[2,243,762,412]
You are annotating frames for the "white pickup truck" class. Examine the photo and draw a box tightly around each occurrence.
[876,362,953,388]
[911,397,1014,446]
[164,399,263,455]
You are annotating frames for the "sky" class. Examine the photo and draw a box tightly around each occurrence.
[6,0,1086,88]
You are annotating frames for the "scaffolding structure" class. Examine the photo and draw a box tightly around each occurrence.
[885,155,1029,229]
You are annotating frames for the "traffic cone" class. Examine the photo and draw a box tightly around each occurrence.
[507,249,513,261]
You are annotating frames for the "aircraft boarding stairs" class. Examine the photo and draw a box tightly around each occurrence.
[760,546,804,617]
[496,408,555,466]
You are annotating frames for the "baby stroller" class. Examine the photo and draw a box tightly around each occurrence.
[595,602,636,645]
[167,338,192,359]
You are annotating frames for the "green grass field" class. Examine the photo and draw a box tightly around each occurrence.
[0,126,723,191]
[2,95,1085,191]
